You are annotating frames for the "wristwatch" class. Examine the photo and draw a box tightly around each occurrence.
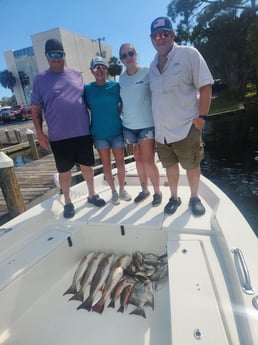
[198,115,208,120]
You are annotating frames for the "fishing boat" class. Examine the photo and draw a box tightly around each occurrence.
[0,158,257,345]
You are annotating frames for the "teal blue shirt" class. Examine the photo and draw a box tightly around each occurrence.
[84,80,122,140]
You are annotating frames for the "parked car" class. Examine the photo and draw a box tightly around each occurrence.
[0,106,11,122]
[1,104,32,123]
[20,104,32,120]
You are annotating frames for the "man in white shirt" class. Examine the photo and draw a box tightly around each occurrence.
[149,16,214,216]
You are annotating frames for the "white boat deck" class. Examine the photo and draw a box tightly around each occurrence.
[0,161,257,345]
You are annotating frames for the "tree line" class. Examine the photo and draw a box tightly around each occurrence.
[167,0,258,98]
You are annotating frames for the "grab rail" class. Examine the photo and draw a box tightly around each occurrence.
[231,248,255,295]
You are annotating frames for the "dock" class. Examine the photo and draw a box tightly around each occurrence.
[0,153,62,224]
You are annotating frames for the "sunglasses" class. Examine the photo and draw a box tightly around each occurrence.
[92,65,107,71]
[47,52,64,59]
[151,31,170,41]
[120,50,135,60]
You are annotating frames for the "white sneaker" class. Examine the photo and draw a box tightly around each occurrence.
[111,191,120,205]
[119,189,132,201]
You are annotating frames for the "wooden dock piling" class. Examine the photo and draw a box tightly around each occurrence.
[0,152,26,217]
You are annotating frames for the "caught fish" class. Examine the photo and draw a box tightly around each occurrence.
[108,278,128,309]
[63,251,95,295]
[92,255,131,314]
[77,253,116,311]
[129,279,154,319]
[150,263,168,282]
[117,283,134,313]
[108,275,136,309]
[142,252,167,266]
[69,252,104,302]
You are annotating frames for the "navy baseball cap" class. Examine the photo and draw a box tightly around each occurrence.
[45,39,64,53]
[150,17,173,35]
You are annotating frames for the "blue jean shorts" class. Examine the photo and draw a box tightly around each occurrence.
[123,127,155,145]
[94,134,125,149]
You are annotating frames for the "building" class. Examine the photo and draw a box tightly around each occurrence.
[4,27,112,104]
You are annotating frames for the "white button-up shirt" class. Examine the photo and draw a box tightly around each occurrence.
[149,43,214,144]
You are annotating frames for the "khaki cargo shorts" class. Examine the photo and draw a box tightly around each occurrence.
[156,125,204,170]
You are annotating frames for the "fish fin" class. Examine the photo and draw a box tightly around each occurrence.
[117,305,125,313]
[130,307,146,319]
[63,285,77,295]
[77,297,92,311]
[92,301,105,314]
[108,300,115,308]
[69,291,84,302]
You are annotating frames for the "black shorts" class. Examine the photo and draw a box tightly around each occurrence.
[50,135,95,173]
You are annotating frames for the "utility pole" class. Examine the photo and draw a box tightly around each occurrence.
[96,37,105,57]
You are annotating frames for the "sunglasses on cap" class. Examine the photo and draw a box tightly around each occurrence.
[92,65,107,71]
[47,52,64,59]
[120,50,135,60]
[151,31,170,41]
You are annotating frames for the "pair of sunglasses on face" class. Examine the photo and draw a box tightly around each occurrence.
[47,52,65,59]
[120,50,135,60]
[92,65,107,71]
[151,31,170,41]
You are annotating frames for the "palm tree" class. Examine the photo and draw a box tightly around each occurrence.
[108,56,122,81]
[0,70,16,94]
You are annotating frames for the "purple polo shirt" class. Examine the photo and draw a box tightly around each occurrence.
[31,68,90,141]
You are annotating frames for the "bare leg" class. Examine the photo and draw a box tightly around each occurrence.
[98,148,116,192]
[138,139,161,194]
[134,144,149,193]
[80,164,95,197]
[166,163,180,197]
[59,170,72,205]
[112,147,125,191]
[186,165,201,197]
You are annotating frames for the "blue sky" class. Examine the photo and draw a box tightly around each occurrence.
[0,0,171,99]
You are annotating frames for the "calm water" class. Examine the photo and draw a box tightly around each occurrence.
[10,110,258,236]
[201,110,258,236]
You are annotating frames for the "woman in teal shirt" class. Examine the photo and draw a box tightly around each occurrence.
[84,56,131,205]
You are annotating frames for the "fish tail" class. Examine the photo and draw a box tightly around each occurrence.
[77,297,92,311]
[63,285,77,296]
[92,301,105,314]
[130,307,146,319]
[117,305,125,313]
[108,300,115,308]
[68,291,84,302]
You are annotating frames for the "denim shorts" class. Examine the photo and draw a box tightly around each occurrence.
[94,134,125,149]
[123,127,155,145]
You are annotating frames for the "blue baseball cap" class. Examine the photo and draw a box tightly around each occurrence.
[150,17,173,35]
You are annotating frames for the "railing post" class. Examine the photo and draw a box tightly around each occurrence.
[5,129,11,144]
[0,152,26,217]
[26,129,40,160]
[14,129,22,143]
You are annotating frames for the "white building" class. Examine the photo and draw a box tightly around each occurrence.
[4,27,112,104]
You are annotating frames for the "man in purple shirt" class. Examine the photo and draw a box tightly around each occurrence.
[31,38,105,218]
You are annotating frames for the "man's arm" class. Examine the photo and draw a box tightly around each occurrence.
[193,84,212,130]
[31,105,49,150]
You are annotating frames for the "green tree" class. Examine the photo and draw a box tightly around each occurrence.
[168,0,257,36]
[247,19,258,91]
[108,56,123,81]
[167,0,258,96]
[0,70,16,94]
